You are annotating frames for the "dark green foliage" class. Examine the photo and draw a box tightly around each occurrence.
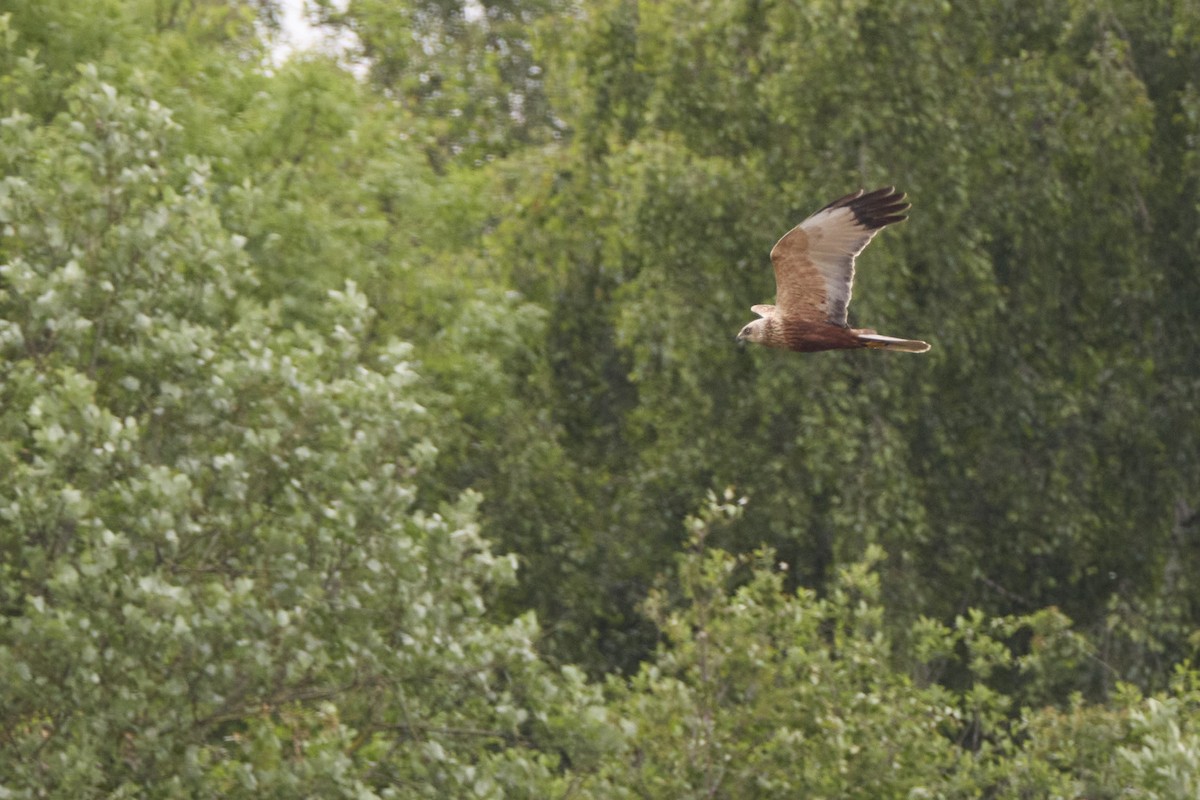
[3,0,1200,795]
[471,0,1200,687]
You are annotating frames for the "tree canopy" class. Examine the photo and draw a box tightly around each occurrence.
[2,0,1200,796]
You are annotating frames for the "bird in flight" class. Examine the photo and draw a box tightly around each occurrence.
[736,187,930,353]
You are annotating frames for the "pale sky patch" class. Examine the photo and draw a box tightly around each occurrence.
[268,0,366,77]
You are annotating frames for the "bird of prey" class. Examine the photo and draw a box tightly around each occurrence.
[736,187,931,353]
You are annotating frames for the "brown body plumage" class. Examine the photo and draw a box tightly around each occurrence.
[736,187,931,354]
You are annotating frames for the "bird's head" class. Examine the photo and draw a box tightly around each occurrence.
[736,318,768,344]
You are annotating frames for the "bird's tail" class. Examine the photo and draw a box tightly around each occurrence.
[857,333,931,353]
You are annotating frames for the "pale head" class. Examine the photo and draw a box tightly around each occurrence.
[736,317,769,344]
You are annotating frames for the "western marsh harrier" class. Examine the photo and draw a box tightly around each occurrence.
[736,187,930,353]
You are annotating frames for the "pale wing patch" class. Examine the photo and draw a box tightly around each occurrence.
[750,304,775,318]
[765,187,908,329]
[787,205,881,326]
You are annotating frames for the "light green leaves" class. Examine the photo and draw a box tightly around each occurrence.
[4,0,1200,796]
[0,62,610,798]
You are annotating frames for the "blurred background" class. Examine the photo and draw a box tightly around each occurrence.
[2,0,1199,796]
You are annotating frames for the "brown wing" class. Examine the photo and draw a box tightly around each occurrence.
[768,187,909,326]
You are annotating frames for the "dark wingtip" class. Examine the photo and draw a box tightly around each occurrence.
[825,186,910,230]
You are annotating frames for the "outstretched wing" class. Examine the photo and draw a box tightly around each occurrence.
[769,187,909,326]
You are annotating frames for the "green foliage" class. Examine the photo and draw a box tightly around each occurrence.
[587,493,1200,799]
[3,0,1200,795]
[322,0,568,165]
[1114,669,1200,800]
[466,0,1200,686]
[603,498,965,798]
[0,64,612,797]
